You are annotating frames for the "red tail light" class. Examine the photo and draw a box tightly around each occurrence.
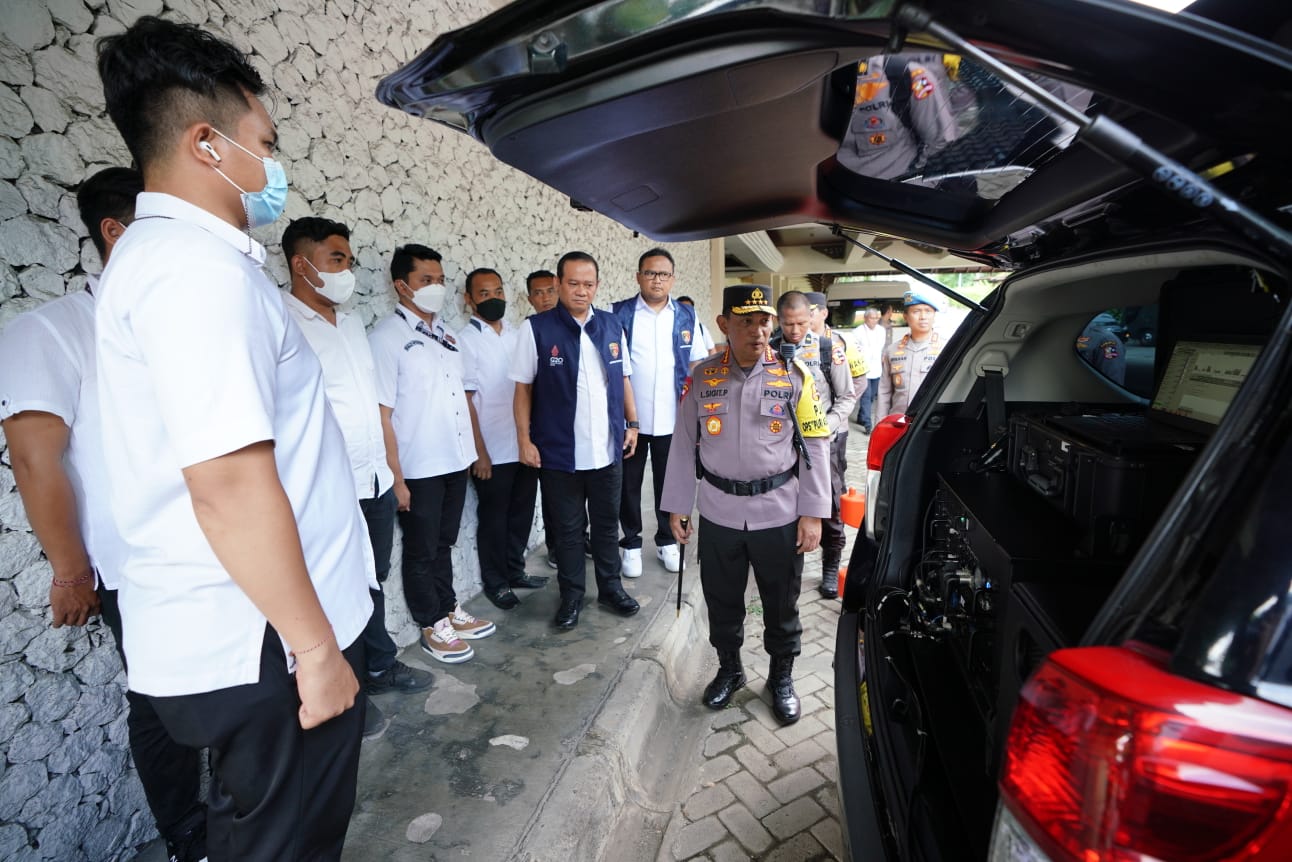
[866,413,909,471]
[996,646,1292,862]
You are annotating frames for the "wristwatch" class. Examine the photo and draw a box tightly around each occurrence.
[626,421,640,429]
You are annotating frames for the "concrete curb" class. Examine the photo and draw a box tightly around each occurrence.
[514,572,714,861]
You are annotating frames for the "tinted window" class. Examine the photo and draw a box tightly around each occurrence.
[1077,306,1157,398]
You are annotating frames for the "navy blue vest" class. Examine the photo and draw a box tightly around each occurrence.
[528,304,627,472]
[611,296,697,399]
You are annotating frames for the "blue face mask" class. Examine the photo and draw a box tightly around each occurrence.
[210,128,289,228]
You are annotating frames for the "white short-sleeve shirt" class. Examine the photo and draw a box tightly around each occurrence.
[509,308,632,470]
[284,292,394,501]
[457,316,520,465]
[369,307,477,479]
[628,296,706,436]
[95,192,374,698]
[0,280,127,588]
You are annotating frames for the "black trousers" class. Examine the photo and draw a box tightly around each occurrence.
[359,488,398,674]
[698,517,803,657]
[821,431,849,576]
[149,627,366,862]
[397,470,468,627]
[99,587,205,843]
[472,461,539,592]
[619,432,675,550]
[541,462,624,601]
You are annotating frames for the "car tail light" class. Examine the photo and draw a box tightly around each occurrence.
[866,413,909,471]
[992,646,1292,862]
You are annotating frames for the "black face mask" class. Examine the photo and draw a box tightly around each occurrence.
[476,298,506,322]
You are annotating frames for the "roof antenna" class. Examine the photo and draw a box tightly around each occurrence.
[893,3,1292,267]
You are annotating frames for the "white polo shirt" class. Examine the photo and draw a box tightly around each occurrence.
[457,316,520,465]
[0,279,127,589]
[284,292,393,501]
[627,296,706,436]
[369,307,478,480]
[95,192,374,698]
[857,323,886,380]
[509,308,632,470]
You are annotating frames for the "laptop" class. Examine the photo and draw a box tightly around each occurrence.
[1049,339,1263,454]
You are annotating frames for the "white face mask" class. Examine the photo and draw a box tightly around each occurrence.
[410,282,446,314]
[304,259,355,305]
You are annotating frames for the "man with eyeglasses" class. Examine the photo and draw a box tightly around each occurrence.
[611,249,705,577]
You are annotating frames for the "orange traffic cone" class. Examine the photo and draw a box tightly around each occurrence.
[840,487,866,528]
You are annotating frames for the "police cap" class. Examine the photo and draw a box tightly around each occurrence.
[902,289,940,311]
[806,291,828,310]
[723,285,776,316]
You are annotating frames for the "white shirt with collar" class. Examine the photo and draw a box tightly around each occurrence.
[0,276,128,589]
[628,296,706,436]
[858,322,886,380]
[95,192,375,698]
[509,307,632,471]
[369,306,478,480]
[457,315,520,465]
[283,292,393,501]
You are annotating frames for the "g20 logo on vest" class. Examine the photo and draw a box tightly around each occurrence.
[549,345,564,366]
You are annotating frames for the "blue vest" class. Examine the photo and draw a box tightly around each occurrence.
[528,304,627,472]
[611,296,697,400]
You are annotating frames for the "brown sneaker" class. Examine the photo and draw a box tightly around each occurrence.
[449,605,496,640]
[420,619,474,664]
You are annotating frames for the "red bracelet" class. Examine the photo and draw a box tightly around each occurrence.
[291,633,333,658]
[51,572,92,589]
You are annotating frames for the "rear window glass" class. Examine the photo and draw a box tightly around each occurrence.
[1077,306,1157,398]
[838,52,1096,201]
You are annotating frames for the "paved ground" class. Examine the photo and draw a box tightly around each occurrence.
[141,425,871,862]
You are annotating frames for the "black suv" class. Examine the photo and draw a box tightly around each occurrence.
[376,2,1292,860]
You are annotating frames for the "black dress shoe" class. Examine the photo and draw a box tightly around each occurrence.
[485,586,520,610]
[597,588,640,617]
[510,574,550,589]
[554,597,581,630]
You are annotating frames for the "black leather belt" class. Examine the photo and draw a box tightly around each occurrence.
[700,464,797,496]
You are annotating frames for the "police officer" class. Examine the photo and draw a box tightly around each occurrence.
[877,290,945,416]
[1077,312,1126,386]
[837,53,957,180]
[772,291,857,600]
[661,286,832,725]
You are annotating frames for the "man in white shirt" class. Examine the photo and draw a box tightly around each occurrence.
[511,251,643,631]
[281,218,433,738]
[95,17,373,859]
[610,249,705,577]
[459,268,551,611]
[854,306,886,433]
[370,245,495,665]
[0,167,208,862]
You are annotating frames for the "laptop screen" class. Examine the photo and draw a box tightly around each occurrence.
[1151,340,1262,426]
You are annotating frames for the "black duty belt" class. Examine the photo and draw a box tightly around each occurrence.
[700,463,797,497]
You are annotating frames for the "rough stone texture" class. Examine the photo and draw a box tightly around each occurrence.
[0,1,717,857]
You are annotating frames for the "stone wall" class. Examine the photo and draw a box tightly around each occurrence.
[0,0,715,858]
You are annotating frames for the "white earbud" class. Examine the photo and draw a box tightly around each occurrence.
[200,140,221,162]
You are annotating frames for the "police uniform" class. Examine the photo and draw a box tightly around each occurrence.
[660,286,831,724]
[837,53,957,180]
[877,291,945,417]
[1076,313,1126,386]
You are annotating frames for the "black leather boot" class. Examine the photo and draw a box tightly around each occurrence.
[819,549,841,599]
[767,655,801,725]
[702,649,746,710]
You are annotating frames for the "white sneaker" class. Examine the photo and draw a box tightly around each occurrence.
[657,544,682,573]
[421,619,474,664]
[449,605,496,639]
[621,547,643,578]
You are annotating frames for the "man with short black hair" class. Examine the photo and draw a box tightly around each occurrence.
[526,269,559,315]
[95,17,373,858]
[371,245,496,665]
[511,251,642,630]
[0,166,209,862]
[611,248,704,577]
[459,267,550,610]
[281,218,432,738]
